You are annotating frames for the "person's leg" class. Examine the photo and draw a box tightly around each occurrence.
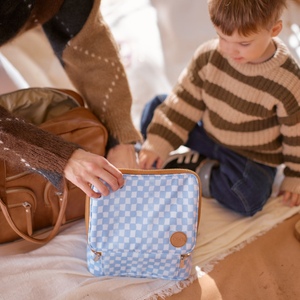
[140,94,167,140]
[210,152,277,216]
[186,125,277,216]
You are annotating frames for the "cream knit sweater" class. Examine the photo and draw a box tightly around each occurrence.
[143,37,300,194]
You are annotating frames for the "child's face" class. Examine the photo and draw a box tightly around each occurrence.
[216,27,276,64]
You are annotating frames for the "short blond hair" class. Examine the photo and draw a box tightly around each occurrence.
[208,0,287,36]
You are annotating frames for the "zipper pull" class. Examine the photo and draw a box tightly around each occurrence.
[93,252,102,262]
[180,253,191,269]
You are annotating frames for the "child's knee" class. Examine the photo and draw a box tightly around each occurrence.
[230,188,270,216]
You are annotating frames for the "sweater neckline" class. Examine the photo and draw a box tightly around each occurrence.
[221,37,289,76]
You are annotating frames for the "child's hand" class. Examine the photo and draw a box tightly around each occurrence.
[139,149,164,169]
[281,191,300,207]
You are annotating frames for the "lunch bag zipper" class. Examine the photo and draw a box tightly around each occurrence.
[90,248,190,269]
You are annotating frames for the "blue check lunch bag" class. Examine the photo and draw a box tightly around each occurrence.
[86,169,201,280]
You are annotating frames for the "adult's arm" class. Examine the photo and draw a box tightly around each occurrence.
[0,106,79,190]
[0,106,123,195]
[41,0,142,149]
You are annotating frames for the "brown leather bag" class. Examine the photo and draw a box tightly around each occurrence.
[0,88,108,245]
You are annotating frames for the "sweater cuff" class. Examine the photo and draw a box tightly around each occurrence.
[104,111,143,145]
[142,134,175,161]
[280,176,300,194]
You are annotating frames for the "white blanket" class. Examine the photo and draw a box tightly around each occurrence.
[1,190,300,300]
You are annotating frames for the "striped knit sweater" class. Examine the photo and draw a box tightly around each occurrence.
[143,37,300,194]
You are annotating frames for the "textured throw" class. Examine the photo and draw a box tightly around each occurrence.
[1,169,300,300]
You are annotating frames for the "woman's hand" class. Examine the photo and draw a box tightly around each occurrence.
[64,148,124,198]
[106,144,139,169]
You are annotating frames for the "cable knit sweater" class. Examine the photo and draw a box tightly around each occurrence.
[143,37,300,194]
[0,0,141,189]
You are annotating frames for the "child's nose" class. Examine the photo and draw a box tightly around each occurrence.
[228,45,239,56]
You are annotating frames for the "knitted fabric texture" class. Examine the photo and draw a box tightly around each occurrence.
[0,106,80,190]
[1,0,142,146]
[42,0,142,147]
[143,37,300,194]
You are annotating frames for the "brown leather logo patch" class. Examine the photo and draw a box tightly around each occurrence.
[170,232,187,248]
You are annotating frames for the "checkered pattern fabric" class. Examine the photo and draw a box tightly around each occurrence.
[87,172,200,280]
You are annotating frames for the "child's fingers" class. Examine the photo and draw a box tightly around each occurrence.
[139,154,153,170]
[138,153,147,169]
[283,191,291,204]
[290,193,300,207]
[145,157,156,170]
[156,158,164,169]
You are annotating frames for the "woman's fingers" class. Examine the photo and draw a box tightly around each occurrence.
[90,163,123,193]
[83,174,111,197]
[101,160,124,189]
[64,149,124,196]
[77,180,101,198]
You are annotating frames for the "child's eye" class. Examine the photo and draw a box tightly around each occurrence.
[240,43,250,46]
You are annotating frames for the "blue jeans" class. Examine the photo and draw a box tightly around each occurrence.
[141,95,277,216]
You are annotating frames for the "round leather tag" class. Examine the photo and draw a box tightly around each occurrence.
[170,232,187,248]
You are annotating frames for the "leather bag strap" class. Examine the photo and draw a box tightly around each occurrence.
[0,161,69,244]
[0,160,7,204]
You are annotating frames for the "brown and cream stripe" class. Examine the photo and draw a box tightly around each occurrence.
[143,37,300,194]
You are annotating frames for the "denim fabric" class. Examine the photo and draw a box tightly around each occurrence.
[141,95,277,216]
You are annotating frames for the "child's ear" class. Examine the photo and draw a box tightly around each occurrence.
[271,20,283,37]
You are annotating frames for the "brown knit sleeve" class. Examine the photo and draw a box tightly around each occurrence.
[0,106,80,190]
[42,0,142,148]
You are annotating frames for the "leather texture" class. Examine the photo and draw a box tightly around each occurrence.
[0,88,108,244]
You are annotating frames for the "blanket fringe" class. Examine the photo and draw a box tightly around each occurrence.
[143,273,198,300]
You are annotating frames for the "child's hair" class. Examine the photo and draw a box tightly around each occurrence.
[208,0,287,36]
